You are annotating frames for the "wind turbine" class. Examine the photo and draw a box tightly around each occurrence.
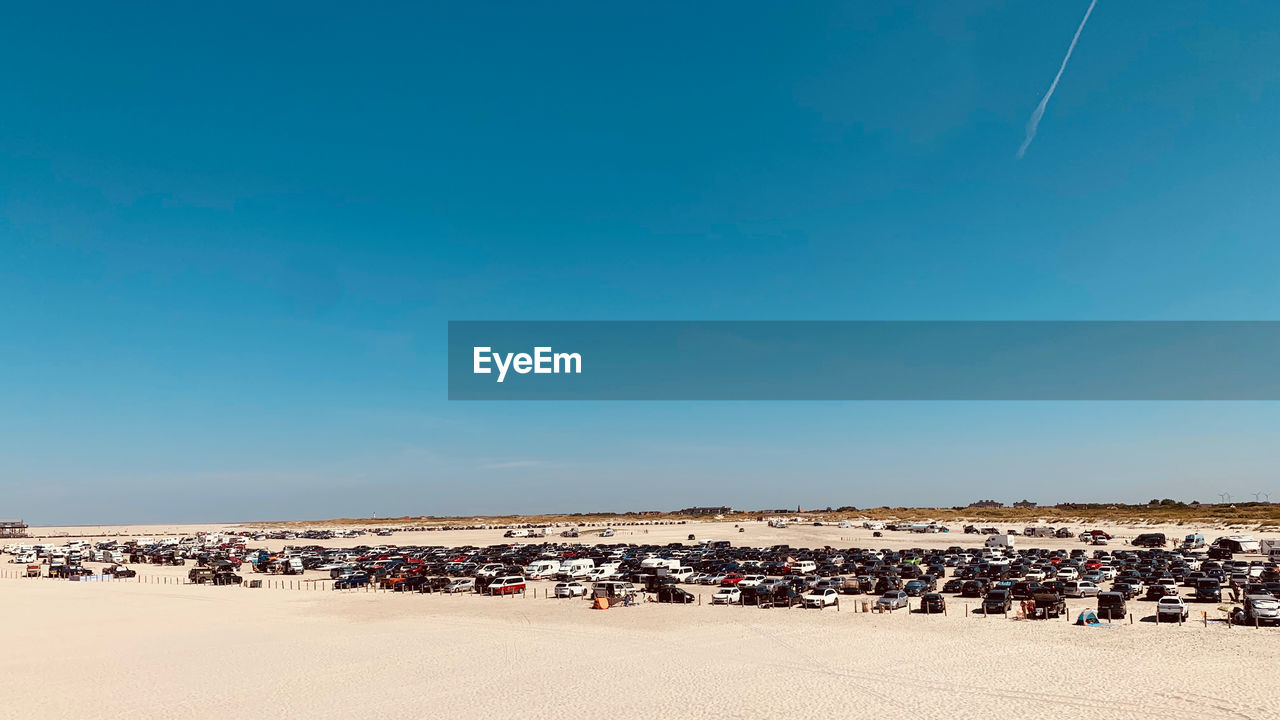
[1218,492,1232,504]
[1254,491,1264,502]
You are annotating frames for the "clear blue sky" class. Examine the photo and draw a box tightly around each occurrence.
[4,2,1280,524]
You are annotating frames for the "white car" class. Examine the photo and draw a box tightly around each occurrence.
[738,574,767,588]
[599,529,615,537]
[712,586,741,605]
[1056,567,1080,582]
[802,588,839,608]
[1156,596,1189,621]
[687,573,709,585]
[554,582,587,598]
[1025,569,1047,582]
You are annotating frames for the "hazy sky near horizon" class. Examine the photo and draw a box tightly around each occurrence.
[4,2,1280,524]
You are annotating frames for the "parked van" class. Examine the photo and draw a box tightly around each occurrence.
[791,560,817,575]
[639,557,680,572]
[487,576,526,595]
[670,566,695,582]
[558,559,595,579]
[523,560,561,579]
[985,535,1015,549]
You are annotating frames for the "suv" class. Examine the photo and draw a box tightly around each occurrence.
[1156,596,1189,622]
[1194,579,1222,603]
[983,589,1012,614]
[1096,592,1127,621]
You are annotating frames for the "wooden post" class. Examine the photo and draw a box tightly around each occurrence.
[1203,611,1207,627]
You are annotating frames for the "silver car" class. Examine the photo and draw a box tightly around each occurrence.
[875,590,909,610]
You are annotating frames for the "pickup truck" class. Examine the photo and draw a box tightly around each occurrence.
[1032,591,1067,619]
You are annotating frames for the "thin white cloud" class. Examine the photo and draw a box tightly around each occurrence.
[1018,0,1098,159]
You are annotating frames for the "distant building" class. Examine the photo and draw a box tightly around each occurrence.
[0,519,28,538]
[969,500,1004,509]
[1013,500,1037,509]
[677,506,731,515]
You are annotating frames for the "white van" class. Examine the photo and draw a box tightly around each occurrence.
[791,560,817,574]
[985,535,1015,549]
[670,566,695,582]
[639,557,680,572]
[523,560,561,579]
[486,576,527,595]
[558,559,595,579]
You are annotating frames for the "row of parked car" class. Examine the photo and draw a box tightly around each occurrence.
[20,535,1280,625]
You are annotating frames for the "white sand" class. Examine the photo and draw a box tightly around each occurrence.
[4,520,1280,719]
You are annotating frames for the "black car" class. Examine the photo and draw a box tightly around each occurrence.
[1096,592,1127,621]
[1110,581,1140,600]
[942,578,964,594]
[983,589,1012,614]
[656,586,695,604]
[1010,581,1043,600]
[1194,580,1222,603]
[920,593,946,614]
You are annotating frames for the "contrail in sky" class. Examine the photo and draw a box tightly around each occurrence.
[1017,0,1098,159]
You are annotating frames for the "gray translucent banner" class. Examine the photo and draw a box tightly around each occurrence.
[448,321,1280,400]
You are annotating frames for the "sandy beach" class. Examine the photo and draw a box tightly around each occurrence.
[5,519,1280,720]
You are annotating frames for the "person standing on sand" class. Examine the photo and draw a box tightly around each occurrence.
[1230,579,1240,602]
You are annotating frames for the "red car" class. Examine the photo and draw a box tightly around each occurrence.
[721,573,745,585]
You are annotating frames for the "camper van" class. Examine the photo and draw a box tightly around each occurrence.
[1183,533,1205,549]
[985,535,1015,549]
[558,559,595,579]
[523,560,561,579]
[639,557,680,572]
[1218,536,1261,553]
[863,522,885,531]
[790,560,818,575]
[1260,539,1280,561]
[1025,527,1056,538]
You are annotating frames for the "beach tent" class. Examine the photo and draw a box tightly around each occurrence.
[1075,609,1100,626]
[593,597,610,610]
